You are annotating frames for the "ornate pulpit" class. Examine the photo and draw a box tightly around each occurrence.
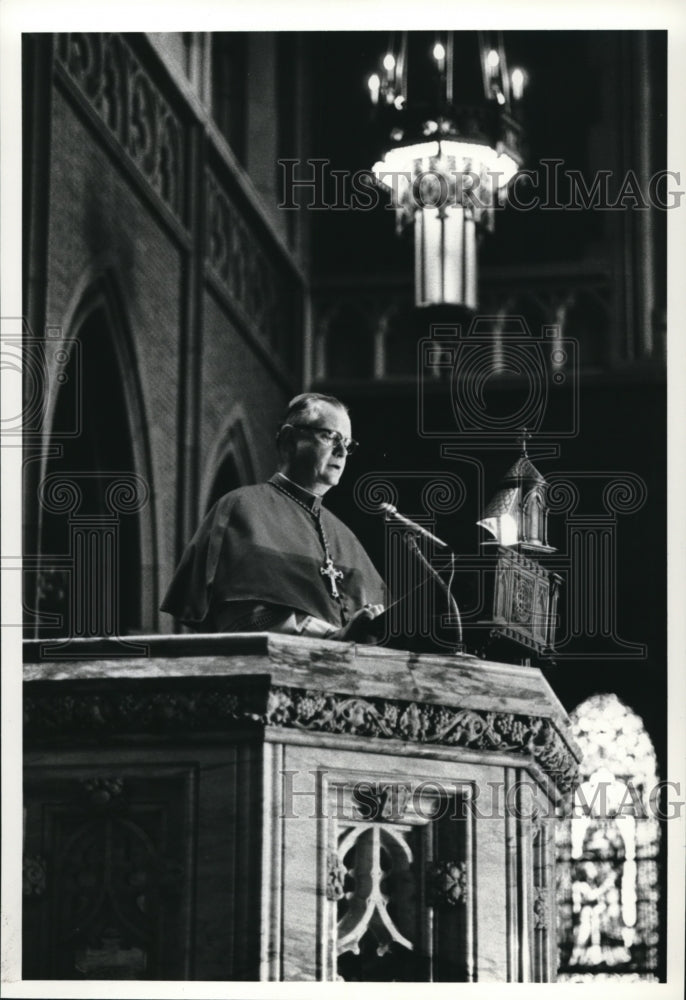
[23,632,579,982]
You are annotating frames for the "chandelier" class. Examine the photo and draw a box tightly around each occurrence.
[367,32,526,309]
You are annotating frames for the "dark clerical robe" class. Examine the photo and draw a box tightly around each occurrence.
[161,474,386,632]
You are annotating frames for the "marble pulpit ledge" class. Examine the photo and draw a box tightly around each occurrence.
[24,632,580,796]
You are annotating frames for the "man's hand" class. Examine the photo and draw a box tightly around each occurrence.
[330,604,384,643]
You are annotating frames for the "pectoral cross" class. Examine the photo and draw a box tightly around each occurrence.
[320,556,344,599]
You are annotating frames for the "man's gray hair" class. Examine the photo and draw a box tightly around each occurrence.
[275,393,349,453]
[280,393,348,428]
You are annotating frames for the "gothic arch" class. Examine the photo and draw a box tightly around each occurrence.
[35,267,158,634]
[523,488,546,546]
[556,693,662,982]
[200,404,259,515]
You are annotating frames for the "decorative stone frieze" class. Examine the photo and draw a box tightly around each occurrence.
[56,34,185,220]
[25,676,578,791]
[265,687,578,791]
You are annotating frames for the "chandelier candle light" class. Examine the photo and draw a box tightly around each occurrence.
[368,32,526,309]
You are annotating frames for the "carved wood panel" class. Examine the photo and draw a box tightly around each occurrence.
[23,765,195,980]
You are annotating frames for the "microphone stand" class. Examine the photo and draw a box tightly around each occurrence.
[404,534,465,654]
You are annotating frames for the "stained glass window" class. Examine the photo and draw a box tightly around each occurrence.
[556,693,662,982]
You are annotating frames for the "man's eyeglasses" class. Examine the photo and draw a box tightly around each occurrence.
[285,423,359,455]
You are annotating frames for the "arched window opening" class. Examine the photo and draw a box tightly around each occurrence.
[201,410,257,517]
[524,490,543,545]
[37,307,142,637]
[556,693,662,982]
[205,452,242,513]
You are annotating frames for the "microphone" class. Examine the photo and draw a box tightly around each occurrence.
[379,502,449,549]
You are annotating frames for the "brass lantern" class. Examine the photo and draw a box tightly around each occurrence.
[366,31,526,310]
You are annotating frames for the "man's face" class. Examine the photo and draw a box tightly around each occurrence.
[285,402,353,496]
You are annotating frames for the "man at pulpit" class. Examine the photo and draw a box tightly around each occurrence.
[161,393,386,641]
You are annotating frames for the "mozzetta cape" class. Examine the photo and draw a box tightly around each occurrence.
[161,479,386,630]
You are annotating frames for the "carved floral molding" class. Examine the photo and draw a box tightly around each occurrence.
[326,852,347,902]
[266,687,578,791]
[24,679,578,791]
[427,860,468,909]
[24,685,249,735]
